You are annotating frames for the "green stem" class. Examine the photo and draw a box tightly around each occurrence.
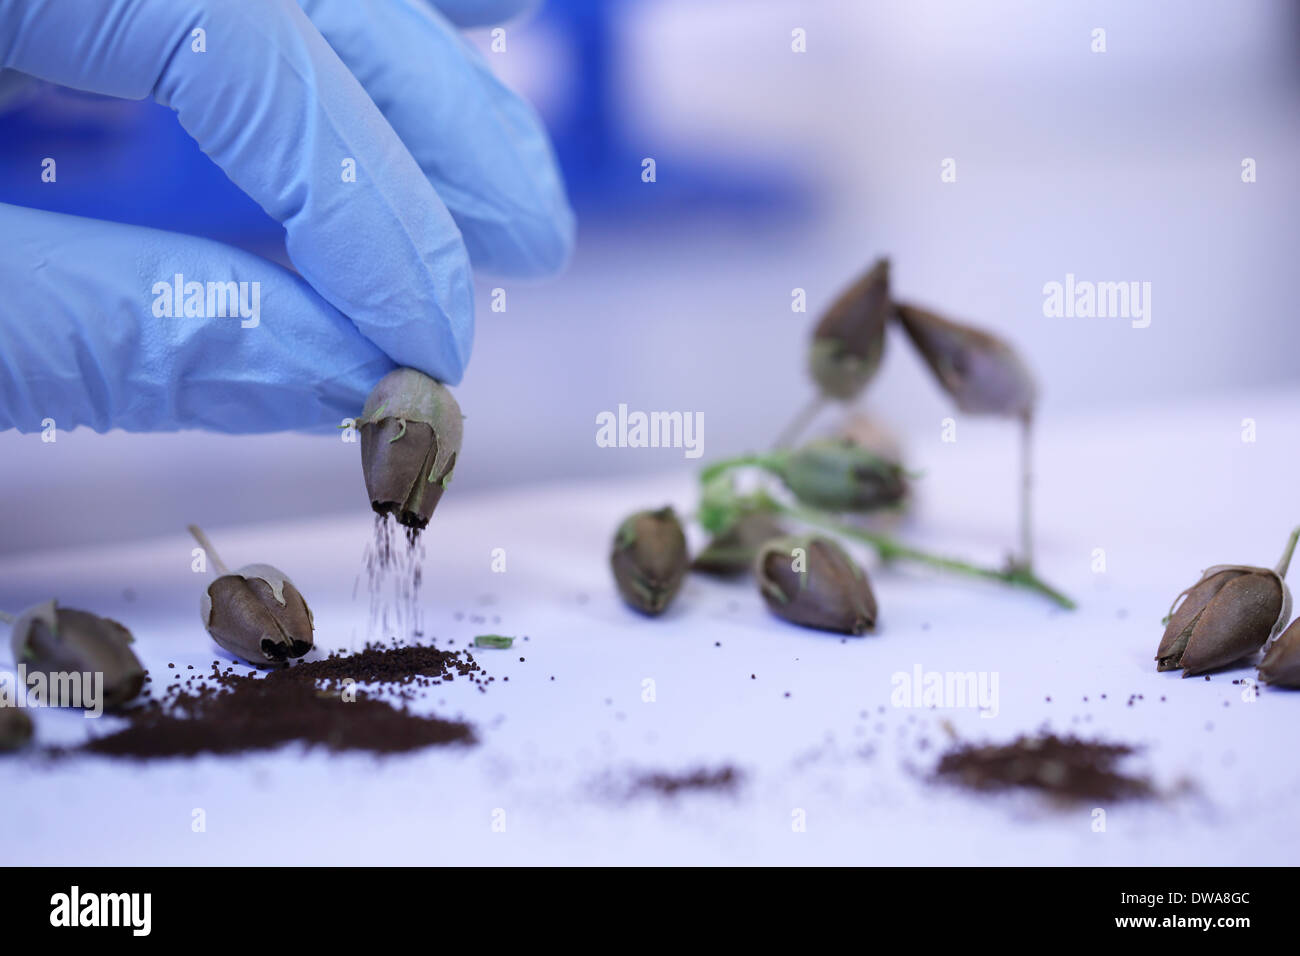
[699,454,777,486]
[775,500,1077,610]
[1275,525,1300,578]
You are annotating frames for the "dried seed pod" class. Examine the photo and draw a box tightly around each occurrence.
[8,601,145,710]
[893,302,1037,418]
[610,508,689,616]
[756,535,877,635]
[693,511,788,577]
[769,438,907,513]
[1156,545,1292,677]
[1258,617,1300,687]
[359,368,463,530]
[809,258,891,401]
[190,526,314,667]
[0,706,33,751]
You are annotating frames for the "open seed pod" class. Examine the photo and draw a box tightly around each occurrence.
[809,258,891,401]
[893,302,1037,418]
[201,563,315,667]
[1156,564,1290,676]
[359,368,463,530]
[8,600,145,710]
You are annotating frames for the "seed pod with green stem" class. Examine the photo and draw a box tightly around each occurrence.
[2,601,145,711]
[1156,526,1297,676]
[189,525,314,667]
[893,301,1039,568]
[357,368,463,531]
[696,476,1076,610]
[755,534,878,635]
[610,507,690,616]
[701,437,908,515]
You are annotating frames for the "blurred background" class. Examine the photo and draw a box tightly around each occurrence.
[0,0,1297,555]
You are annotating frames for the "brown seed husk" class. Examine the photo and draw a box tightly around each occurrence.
[611,508,689,616]
[756,535,877,635]
[692,512,787,577]
[1156,569,1246,671]
[10,602,145,711]
[809,259,890,400]
[1155,563,1289,675]
[203,570,314,667]
[1260,617,1300,687]
[1178,570,1281,675]
[359,368,462,530]
[893,301,1037,417]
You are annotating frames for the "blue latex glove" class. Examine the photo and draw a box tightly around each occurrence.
[0,0,573,433]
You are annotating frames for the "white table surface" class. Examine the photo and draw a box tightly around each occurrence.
[3,385,1298,865]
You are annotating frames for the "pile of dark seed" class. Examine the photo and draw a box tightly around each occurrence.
[631,765,743,797]
[933,733,1152,801]
[279,639,492,698]
[75,642,483,760]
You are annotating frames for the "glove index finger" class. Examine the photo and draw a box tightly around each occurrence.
[0,0,473,383]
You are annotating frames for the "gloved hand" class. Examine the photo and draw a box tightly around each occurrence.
[0,0,573,433]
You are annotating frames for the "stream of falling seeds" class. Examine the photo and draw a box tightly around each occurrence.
[361,515,426,643]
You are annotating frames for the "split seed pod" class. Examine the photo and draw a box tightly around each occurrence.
[756,535,878,635]
[768,438,907,513]
[8,601,145,710]
[1259,617,1300,687]
[809,258,891,401]
[611,508,689,616]
[1156,535,1295,676]
[190,526,314,667]
[358,368,463,530]
[0,706,33,751]
[893,302,1037,418]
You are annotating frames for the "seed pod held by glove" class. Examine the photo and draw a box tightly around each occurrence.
[7,600,145,710]
[359,368,463,530]
[611,508,689,616]
[190,526,314,667]
[756,535,877,635]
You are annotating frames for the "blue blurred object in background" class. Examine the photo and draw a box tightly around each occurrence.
[536,0,810,220]
[0,84,282,251]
